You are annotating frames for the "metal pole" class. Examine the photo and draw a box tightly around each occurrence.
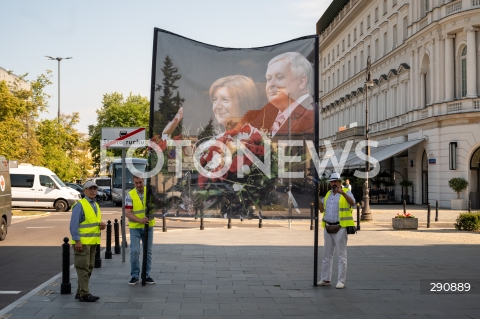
[313,35,320,287]
[288,94,292,230]
[163,215,167,232]
[403,200,406,214]
[427,202,431,228]
[94,244,101,268]
[435,200,439,222]
[121,148,126,262]
[105,220,112,259]
[361,56,372,221]
[227,217,231,229]
[468,200,471,213]
[57,59,61,121]
[114,219,121,254]
[310,202,314,230]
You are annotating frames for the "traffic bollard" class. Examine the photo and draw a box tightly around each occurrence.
[469,200,471,213]
[403,200,406,214]
[94,244,101,268]
[227,217,231,229]
[120,217,127,248]
[105,220,112,259]
[310,202,314,230]
[356,203,361,231]
[200,217,204,230]
[162,215,167,232]
[435,200,439,222]
[61,237,71,294]
[114,219,120,254]
[427,203,431,228]
[259,216,262,228]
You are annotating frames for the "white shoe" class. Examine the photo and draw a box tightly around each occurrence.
[317,280,331,286]
[336,282,345,289]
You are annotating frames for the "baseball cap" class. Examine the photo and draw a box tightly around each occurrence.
[83,181,98,189]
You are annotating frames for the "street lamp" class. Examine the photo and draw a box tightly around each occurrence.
[45,56,72,121]
[361,56,375,221]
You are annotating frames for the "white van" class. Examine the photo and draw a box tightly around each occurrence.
[10,164,82,212]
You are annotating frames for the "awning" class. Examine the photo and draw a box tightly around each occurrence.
[323,139,425,169]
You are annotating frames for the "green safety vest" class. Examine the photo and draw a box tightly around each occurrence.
[128,187,155,229]
[70,198,101,245]
[321,188,355,228]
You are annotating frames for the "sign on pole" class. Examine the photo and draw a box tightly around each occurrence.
[101,127,146,263]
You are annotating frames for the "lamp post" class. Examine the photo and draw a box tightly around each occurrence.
[361,56,374,221]
[45,56,72,121]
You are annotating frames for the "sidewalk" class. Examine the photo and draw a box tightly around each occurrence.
[1,205,479,318]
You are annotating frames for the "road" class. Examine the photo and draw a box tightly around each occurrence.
[0,202,286,310]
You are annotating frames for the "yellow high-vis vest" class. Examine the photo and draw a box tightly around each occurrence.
[321,188,355,228]
[70,198,101,245]
[128,187,155,229]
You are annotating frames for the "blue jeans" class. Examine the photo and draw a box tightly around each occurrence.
[129,227,153,279]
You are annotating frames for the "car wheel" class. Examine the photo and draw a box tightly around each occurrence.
[0,217,7,241]
[55,199,68,212]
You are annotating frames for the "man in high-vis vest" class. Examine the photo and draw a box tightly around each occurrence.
[125,175,156,285]
[317,172,355,289]
[70,181,106,302]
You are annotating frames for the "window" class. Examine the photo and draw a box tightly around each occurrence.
[393,0,397,7]
[360,22,364,35]
[354,56,357,75]
[337,44,339,56]
[332,49,335,61]
[342,39,345,51]
[393,86,397,117]
[367,45,370,59]
[324,58,326,68]
[40,175,55,188]
[383,0,387,15]
[384,91,388,119]
[328,53,330,64]
[425,0,429,13]
[354,28,357,41]
[367,15,371,29]
[348,61,351,79]
[393,25,397,48]
[360,50,364,70]
[333,73,335,89]
[348,34,351,46]
[403,16,408,41]
[342,65,345,82]
[375,39,379,60]
[461,46,467,97]
[11,174,35,188]
[384,32,388,55]
[375,7,379,22]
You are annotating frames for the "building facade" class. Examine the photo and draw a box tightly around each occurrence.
[317,0,480,208]
[0,66,30,91]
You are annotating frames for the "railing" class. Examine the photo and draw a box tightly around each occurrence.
[335,126,365,140]
[390,118,396,127]
[446,0,462,15]
[473,0,480,7]
[371,123,378,132]
[401,115,407,125]
[474,100,480,110]
[381,121,387,130]
[321,0,360,39]
[447,102,462,113]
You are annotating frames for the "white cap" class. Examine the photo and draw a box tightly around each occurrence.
[83,181,98,189]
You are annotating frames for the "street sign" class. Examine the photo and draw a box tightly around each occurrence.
[101,127,146,149]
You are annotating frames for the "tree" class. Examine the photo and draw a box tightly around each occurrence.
[197,118,215,141]
[0,71,52,164]
[448,177,469,199]
[154,56,184,137]
[88,92,150,173]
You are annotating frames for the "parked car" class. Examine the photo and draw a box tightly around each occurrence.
[65,183,85,198]
[96,188,107,201]
[98,186,111,200]
[10,164,81,212]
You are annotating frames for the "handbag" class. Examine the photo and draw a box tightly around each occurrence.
[346,226,357,235]
[325,224,341,234]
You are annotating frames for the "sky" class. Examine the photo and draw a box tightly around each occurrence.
[1,0,330,134]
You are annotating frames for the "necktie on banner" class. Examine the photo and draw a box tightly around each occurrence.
[271,113,285,136]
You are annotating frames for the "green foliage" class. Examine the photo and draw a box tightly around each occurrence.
[454,212,480,231]
[448,177,469,199]
[88,92,150,173]
[197,118,215,141]
[399,180,413,187]
[153,56,184,136]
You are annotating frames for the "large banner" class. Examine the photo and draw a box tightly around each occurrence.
[148,28,318,220]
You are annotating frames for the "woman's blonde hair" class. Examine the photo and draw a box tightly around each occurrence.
[209,75,258,116]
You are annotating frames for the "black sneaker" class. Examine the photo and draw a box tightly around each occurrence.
[75,293,80,299]
[145,277,156,285]
[129,277,139,285]
[79,294,99,302]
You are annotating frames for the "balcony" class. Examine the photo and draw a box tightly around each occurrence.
[335,126,365,140]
